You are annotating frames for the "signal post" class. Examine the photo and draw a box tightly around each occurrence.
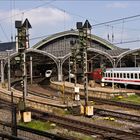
[15,19,32,122]
[76,20,94,116]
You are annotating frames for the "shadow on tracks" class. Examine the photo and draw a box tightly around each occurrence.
[38,77,50,85]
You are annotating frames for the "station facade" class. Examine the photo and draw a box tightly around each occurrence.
[0,30,140,83]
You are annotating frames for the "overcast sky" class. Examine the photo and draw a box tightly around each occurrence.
[0,0,140,49]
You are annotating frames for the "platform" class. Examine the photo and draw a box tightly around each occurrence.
[50,81,135,99]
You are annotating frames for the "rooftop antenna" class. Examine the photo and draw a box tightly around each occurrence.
[112,26,114,43]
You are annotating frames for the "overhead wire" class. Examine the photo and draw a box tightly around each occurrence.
[114,39,140,45]
[92,14,140,27]
[0,0,56,23]
[0,0,56,42]
[1,1,140,46]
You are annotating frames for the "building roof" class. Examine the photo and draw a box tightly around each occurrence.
[33,30,119,51]
[105,48,130,57]
[0,42,16,52]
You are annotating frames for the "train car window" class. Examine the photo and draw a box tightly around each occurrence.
[124,73,126,78]
[131,73,133,79]
[108,73,110,77]
[117,73,119,78]
[120,73,122,78]
[111,73,112,77]
[114,73,116,78]
[107,73,109,77]
[135,73,138,79]
[127,73,129,79]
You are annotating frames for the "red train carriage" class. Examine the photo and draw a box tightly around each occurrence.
[89,68,102,83]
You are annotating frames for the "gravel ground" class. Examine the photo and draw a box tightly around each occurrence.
[63,113,140,132]
[0,109,11,123]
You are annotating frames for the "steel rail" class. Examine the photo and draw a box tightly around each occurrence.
[31,108,140,140]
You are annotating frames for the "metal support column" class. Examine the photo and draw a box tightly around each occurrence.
[76,20,92,116]
[1,60,4,85]
[112,59,116,90]
[7,51,11,91]
[68,57,71,82]
[11,91,17,136]
[83,51,88,106]
[58,59,62,81]
[23,52,27,101]
[30,56,33,84]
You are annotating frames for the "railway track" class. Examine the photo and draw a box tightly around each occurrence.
[28,84,140,110]
[0,120,78,140]
[12,78,140,110]
[0,100,79,140]
[94,108,140,123]
[11,79,140,124]
[1,92,140,125]
[1,91,140,139]
[92,97,140,110]
[31,108,140,140]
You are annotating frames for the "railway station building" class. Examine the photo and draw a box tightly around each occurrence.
[0,30,140,84]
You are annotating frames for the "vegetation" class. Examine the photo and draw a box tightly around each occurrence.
[113,94,140,104]
[121,94,140,104]
[19,120,56,131]
[19,120,95,140]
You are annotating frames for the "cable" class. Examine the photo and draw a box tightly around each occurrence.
[0,0,56,23]
[92,14,140,27]
[30,34,51,41]
[0,0,56,42]
[114,39,140,45]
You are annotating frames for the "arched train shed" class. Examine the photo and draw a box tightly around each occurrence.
[0,30,140,83]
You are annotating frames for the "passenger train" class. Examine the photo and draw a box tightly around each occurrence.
[102,67,140,86]
[45,70,52,78]
[90,67,140,86]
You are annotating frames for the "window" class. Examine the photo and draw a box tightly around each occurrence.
[131,73,133,79]
[135,73,138,79]
[108,73,110,77]
[117,73,119,78]
[120,73,122,78]
[127,73,129,79]
[124,73,126,78]
[114,73,116,78]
